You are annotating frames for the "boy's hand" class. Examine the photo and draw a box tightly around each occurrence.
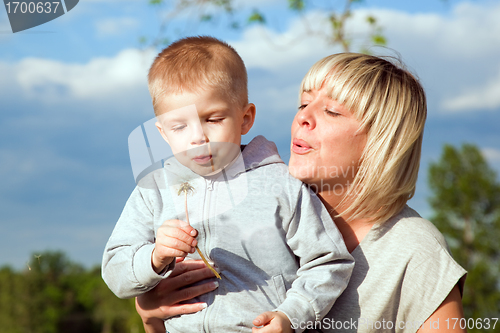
[252,311,293,333]
[151,219,198,273]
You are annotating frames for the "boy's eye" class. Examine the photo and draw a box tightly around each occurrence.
[172,125,186,132]
[207,118,223,123]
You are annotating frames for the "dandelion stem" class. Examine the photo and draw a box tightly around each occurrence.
[181,182,221,279]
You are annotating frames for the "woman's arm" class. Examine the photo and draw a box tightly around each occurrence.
[135,259,218,333]
[417,284,466,333]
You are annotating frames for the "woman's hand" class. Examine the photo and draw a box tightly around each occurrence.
[135,258,218,331]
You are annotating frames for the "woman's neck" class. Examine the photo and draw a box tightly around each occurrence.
[317,190,374,253]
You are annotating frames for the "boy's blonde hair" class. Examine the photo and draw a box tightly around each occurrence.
[148,36,248,115]
[300,53,427,224]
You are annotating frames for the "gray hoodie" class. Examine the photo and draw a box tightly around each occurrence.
[102,135,354,333]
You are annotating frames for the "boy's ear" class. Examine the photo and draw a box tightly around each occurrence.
[241,103,256,135]
[155,121,170,144]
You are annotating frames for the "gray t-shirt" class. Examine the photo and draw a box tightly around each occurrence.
[301,206,466,333]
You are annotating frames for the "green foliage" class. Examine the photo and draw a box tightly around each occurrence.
[200,14,213,22]
[212,0,233,12]
[0,251,144,333]
[0,267,29,333]
[428,144,500,329]
[248,10,266,24]
[138,36,148,45]
[145,0,387,53]
[371,34,386,46]
[366,15,376,25]
[288,0,305,11]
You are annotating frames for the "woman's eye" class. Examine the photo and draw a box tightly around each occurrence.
[325,110,340,117]
[298,104,308,111]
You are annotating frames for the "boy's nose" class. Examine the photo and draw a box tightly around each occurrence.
[191,125,208,145]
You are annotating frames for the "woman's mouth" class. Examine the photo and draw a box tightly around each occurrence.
[292,138,312,154]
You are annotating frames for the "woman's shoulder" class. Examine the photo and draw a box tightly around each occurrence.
[343,206,467,331]
[355,205,464,278]
[368,205,449,253]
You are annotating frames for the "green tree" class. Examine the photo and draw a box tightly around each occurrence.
[75,266,144,333]
[0,251,144,333]
[428,143,500,330]
[143,0,386,52]
[0,266,29,333]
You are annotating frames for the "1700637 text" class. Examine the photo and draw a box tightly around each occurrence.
[5,1,60,14]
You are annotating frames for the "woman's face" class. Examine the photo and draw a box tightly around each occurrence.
[289,87,367,196]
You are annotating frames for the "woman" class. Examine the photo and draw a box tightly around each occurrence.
[136,53,466,333]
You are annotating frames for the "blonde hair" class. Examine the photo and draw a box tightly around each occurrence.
[148,36,248,115]
[301,53,427,224]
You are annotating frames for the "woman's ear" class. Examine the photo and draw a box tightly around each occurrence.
[155,121,170,144]
[241,103,256,135]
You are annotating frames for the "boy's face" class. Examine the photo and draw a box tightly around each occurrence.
[155,87,255,176]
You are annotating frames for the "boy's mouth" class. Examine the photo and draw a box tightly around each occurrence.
[292,138,312,154]
[192,155,213,165]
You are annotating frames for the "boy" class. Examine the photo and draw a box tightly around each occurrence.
[102,36,353,333]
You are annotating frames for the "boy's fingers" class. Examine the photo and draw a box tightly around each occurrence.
[161,219,197,237]
[158,226,197,248]
[179,223,198,237]
[156,237,195,257]
[253,311,274,327]
[171,260,213,277]
[175,257,185,264]
[171,219,197,237]
[173,225,198,246]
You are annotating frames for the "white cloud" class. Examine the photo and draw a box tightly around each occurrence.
[369,2,500,112]
[94,17,140,37]
[8,48,156,102]
[441,65,500,111]
[232,2,500,70]
[4,1,500,115]
[482,147,500,163]
[230,1,500,113]
[229,11,342,72]
[369,2,500,59]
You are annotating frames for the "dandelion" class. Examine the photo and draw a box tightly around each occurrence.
[178,182,221,279]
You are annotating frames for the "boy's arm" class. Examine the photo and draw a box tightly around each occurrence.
[275,185,355,332]
[102,186,172,299]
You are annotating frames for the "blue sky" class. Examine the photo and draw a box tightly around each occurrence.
[1,0,500,269]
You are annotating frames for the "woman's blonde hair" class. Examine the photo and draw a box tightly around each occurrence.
[148,36,248,115]
[300,53,427,224]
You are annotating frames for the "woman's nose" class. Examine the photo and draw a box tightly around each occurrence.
[296,105,316,129]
